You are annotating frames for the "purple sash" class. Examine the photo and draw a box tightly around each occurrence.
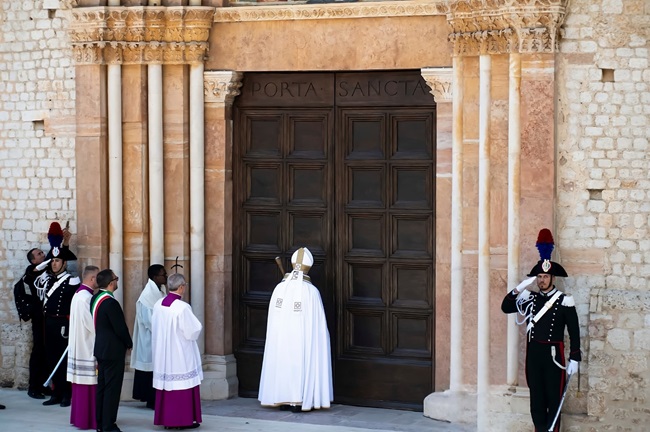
[162,292,181,307]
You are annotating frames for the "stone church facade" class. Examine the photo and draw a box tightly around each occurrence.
[0,0,648,430]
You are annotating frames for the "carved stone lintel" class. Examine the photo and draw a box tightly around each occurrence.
[421,67,453,103]
[213,1,448,23]
[70,6,215,65]
[204,71,244,107]
[446,0,568,56]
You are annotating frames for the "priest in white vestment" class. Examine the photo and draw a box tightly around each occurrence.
[259,247,333,412]
[152,273,203,430]
[131,264,166,409]
[67,265,99,430]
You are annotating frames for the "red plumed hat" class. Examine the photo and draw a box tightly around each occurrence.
[45,222,77,261]
[527,228,567,277]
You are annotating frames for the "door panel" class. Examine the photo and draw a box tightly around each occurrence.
[233,71,435,409]
[234,102,334,397]
[335,103,435,410]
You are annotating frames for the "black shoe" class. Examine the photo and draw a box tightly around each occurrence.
[279,405,291,411]
[28,390,45,399]
[164,424,200,430]
[60,397,71,407]
[290,405,303,413]
[103,426,121,432]
[0,404,5,409]
[42,396,62,406]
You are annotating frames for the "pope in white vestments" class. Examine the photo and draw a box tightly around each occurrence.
[152,273,203,430]
[67,266,99,430]
[131,264,166,409]
[259,247,333,412]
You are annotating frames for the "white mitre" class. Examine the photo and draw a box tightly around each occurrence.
[291,247,314,273]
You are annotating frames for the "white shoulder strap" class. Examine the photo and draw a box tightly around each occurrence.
[44,273,71,305]
[526,290,563,333]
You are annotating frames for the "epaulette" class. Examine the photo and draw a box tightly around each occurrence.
[561,294,575,307]
[69,276,81,285]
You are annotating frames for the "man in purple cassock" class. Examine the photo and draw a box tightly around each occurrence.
[152,273,203,430]
[67,265,99,430]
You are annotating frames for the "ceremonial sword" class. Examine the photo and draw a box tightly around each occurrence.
[44,346,68,387]
[548,372,572,432]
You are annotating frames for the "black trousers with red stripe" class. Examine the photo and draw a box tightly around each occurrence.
[525,340,566,432]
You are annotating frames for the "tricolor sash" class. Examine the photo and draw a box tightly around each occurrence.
[90,290,114,327]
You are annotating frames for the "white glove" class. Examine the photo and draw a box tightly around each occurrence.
[515,276,536,293]
[566,359,579,375]
[35,259,51,271]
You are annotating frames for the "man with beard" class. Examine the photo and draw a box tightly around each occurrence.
[131,264,167,409]
[501,229,581,432]
[21,227,71,399]
[42,222,80,407]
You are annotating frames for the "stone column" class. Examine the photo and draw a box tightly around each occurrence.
[108,63,124,305]
[163,63,191,281]
[201,70,243,399]
[122,64,150,325]
[477,53,492,431]
[149,63,165,265]
[421,67,454,393]
[190,62,206,353]
[506,52,522,386]
[75,63,109,269]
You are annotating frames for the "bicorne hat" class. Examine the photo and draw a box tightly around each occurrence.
[45,222,77,261]
[527,228,568,277]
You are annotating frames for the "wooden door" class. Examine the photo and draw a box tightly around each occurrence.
[233,71,435,410]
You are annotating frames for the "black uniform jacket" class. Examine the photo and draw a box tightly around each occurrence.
[501,287,581,361]
[92,291,133,361]
[42,271,80,317]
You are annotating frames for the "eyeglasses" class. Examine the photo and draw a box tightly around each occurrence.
[111,276,119,283]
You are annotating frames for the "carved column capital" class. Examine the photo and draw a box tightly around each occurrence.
[446,0,568,56]
[421,67,453,103]
[204,71,243,107]
[69,6,215,65]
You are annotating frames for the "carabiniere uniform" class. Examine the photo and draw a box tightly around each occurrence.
[501,228,581,432]
[42,222,80,406]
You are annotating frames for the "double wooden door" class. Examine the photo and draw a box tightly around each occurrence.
[233,71,436,410]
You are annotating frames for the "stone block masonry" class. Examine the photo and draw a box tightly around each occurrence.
[0,0,76,388]
[556,0,650,428]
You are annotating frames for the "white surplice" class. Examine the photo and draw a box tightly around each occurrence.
[131,279,165,371]
[67,285,97,385]
[258,276,333,411]
[151,294,203,391]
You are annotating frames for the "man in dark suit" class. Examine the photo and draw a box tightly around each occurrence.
[91,269,133,432]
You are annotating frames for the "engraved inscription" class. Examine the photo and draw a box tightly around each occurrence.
[338,79,429,98]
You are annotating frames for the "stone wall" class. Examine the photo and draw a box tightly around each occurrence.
[0,0,77,387]
[556,0,650,429]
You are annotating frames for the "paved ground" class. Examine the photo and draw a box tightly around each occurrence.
[0,388,472,432]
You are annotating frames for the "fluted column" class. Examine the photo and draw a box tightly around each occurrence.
[201,70,243,399]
